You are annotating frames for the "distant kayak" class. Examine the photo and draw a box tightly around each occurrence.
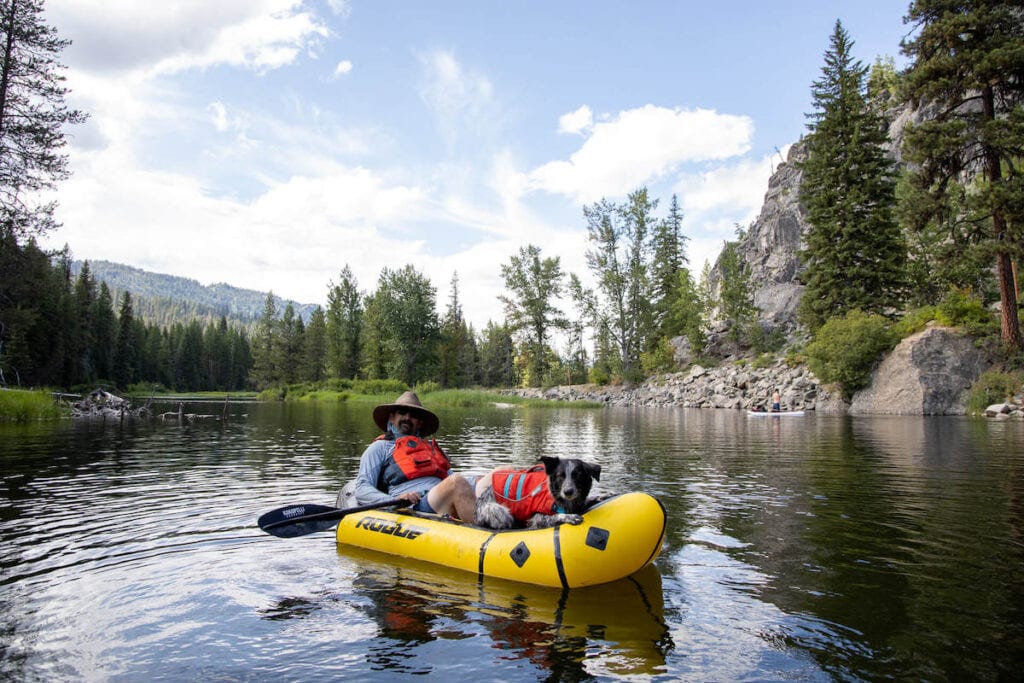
[747,410,805,417]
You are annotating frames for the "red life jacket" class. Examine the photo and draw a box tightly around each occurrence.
[375,434,450,489]
[490,464,559,523]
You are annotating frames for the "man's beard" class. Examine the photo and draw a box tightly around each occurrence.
[395,418,416,435]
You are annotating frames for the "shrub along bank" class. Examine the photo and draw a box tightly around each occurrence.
[0,389,66,421]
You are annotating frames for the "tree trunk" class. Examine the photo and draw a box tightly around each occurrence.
[983,85,1022,349]
[0,0,17,140]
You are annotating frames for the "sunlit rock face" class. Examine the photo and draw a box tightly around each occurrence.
[849,326,990,416]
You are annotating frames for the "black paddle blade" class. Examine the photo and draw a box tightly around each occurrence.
[257,498,411,538]
[257,503,340,538]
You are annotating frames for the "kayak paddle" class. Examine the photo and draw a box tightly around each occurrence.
[258,498,411,538]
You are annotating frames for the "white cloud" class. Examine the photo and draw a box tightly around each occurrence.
[326,0,351,18]
[666,149,785,273]
[49,155,435,305]
[48,1,328,76]
[676,153,777,220]
[41,2,777,335]
[153,6,329,75]
[208,101,230,132]
[525,105,754,204]
[333,59,353,77]
[417,49,496,148]
[558,105,593,135]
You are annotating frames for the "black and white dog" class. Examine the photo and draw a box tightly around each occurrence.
[474,456,601,529]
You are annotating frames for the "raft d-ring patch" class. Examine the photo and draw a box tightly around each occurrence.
[510,541,531,567]
[586,527,610,551]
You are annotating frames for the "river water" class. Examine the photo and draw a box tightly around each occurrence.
[1,401,1022,681]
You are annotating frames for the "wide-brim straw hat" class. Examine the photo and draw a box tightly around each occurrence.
[372,391,439,437]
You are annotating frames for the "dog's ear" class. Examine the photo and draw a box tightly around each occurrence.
[540,455,560,473]
[584,462,601,481]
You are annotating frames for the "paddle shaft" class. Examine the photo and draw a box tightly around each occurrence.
[258,497,411,538]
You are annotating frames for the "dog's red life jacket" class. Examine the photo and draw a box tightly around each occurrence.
[375,434,450,488]
[490,464,560,523]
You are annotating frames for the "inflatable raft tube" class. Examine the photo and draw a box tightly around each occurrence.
[334,490,666,589]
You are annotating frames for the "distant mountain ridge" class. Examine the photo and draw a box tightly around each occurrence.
[71,260,319,328]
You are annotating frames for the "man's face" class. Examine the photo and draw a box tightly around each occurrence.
[389,408,421,436]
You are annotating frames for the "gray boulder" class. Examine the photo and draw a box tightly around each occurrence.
[849,326,990,415]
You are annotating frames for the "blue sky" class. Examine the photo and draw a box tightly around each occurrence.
[40,1,912,332]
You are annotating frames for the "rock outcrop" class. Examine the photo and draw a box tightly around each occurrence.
[504,359,836,412]
[72,389,151,419]
[706,142,809,344]
[849,326,990,415]
[503,325,1018,417]
[708,103,917,344]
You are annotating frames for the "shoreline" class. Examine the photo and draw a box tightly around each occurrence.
[501,360,841,413]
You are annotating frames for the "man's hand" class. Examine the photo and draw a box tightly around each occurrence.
[396,491,422,505]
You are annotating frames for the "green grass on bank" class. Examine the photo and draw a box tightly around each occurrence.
[121,383,259,401]
[0,388,67,422]
[259,380,603,409]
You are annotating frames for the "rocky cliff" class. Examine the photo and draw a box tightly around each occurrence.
[708,104,914,343]
[589,99,1019,416]
[707,142,809,342]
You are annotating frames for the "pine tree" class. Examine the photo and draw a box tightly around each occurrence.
[276,303,302,385]
[325,265,362,379]
[91,282,116,382]
[717,239,757,343]
[302,306,327,383]
[73,261,97,384]
[901,0,1024,349]
[113,291,137,389]
[478,320,514,387]
[669,267,707,354]
[140,321,168,388]
[229,327,251,390]
[359,288,388,381]
[650,194,688,335]
[439,272,474,388]
[0,0,86,240]
[173,320,203,391]
[249,292,278,389]
[798,20,906,331]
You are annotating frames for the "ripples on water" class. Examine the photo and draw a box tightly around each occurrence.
[2,402,1022,681]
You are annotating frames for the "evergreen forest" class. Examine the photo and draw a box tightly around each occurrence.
[1,1,1022,396]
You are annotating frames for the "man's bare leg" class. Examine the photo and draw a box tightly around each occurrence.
[426,475,477,523]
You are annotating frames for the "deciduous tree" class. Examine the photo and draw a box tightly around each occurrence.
[364,265,439,386]
[584,189,656,385]
[500,244,567,387]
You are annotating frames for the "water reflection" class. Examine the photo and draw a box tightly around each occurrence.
[2,402,1023,680]
[341,545,671,679]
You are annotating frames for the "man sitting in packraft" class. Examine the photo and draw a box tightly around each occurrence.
[353,391,477,522]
